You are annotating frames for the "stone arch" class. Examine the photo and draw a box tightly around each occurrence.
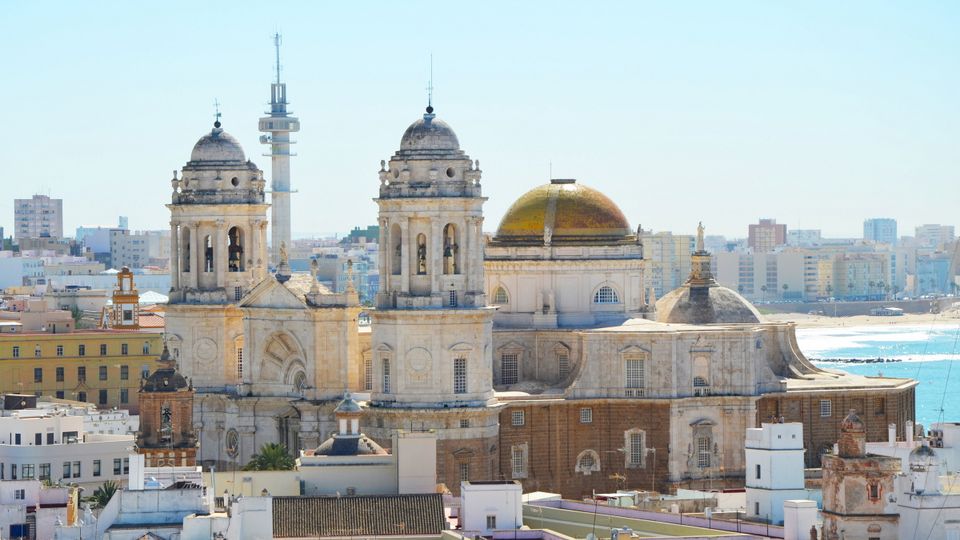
[442,223,460,275]
[258,331,306,385]
[493,285,509,306]
[228,226,245,272]
[575,449,601,475]
[180,226,191,272]
[390,223,402,276]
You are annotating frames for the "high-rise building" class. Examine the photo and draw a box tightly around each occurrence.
[14,194,63,240]
[747,219,786,253]
[639,231,694,299]
[915,224,955,250]
[863,218,897,245]
[259,34,299,266]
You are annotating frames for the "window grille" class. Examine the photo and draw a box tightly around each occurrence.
[593,286,620,304]
[382,358,391,393]
[629,431,645,466]
[454,357,467,394]
[501,353,518,385]
[511,446,526,477]
[625,357,645,397]
[580,408,593,424]
[494,287,509,305]
[363,356,373,391]
[697,436,712,469]
[820,399,832,417]
[558,353,570,378]
[512,410,525,426]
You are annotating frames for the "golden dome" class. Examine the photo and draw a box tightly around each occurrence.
[493,179,634,245]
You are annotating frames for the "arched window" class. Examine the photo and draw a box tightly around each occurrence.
[292,371,307,394]
[181,227,191,272]
[228,226,244,272]
[443,223,460,275]
[593,285,620,304]
[575,449,601,475]
[415,233,427,275]
[390,224,402,276]
[203,235,214,273]
[493,286,509,305]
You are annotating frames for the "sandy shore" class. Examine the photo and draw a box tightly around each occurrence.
[763,311,960,329]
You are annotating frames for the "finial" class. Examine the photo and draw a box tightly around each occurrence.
[425,53,434,114]
[213,99,222,128]
[273,32,283,85]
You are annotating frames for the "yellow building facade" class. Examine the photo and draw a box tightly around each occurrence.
[0,330,163,414]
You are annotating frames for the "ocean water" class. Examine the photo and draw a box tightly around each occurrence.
[795,324,960,428]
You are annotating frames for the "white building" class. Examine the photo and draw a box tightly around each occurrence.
[14,195,63,240]
[745,422,808,525]
[0,480,73,539]
[0,395,135,488]
[460,480,523,536]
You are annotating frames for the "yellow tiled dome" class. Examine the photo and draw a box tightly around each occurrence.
[493,179,633,245]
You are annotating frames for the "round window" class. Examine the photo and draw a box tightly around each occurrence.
[231,177,239,187]
[446,167,455,178]
[225,428,239,457]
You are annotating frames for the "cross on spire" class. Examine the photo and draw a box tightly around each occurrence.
[425,53,434,114]
[213,99,222,127]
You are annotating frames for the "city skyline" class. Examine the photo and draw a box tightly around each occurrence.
[1,1,958,239]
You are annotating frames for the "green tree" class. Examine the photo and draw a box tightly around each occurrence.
[243,442,295,471]
[89,480,118,509]
[782,283,789,299]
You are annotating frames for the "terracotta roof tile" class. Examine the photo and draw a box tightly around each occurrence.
[272,494,444,538]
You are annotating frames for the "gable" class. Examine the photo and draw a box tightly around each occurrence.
[239,278,306,309]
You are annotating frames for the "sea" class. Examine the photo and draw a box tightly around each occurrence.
[796,324,960,428]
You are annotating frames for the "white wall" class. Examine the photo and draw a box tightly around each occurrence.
[461,481,523,535]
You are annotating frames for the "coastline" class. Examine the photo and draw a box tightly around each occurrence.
[763,311,960,329]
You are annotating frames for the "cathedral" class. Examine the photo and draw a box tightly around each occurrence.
[162,99,916,497]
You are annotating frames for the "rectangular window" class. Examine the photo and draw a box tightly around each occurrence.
[625,356,645,397]
[511,445,526,478]
[460,419,470,428]
[501,353,518,385]
[77,391,86,403]
[382,358,391,393]
[756,464,762,479]
[820,399,832,417]
[113,458,122,475]
[99,344,107,356]
[56,345,64,357]
[123,457,129,474]
[12,346,19,358]
[363,356,373,391]
[22,464,34,479]
[486,515,497,530]
[120,365,129,380]
[11,464,16,479]
[77,366,86,382]
[99,365,108,381]
[449,290,457,307]
[63,461,71,479]
[236,348,243,380]
[512,410,525,426]
[697,436,712,469]
[142,342,150,355]
[15,434,20,445]
[78,344,85,356]
[55,391,64,399]
[755,501,759,515]
[46,433,53,444]
[875,397,885,415]
[35,433,42,445]
[73,461,80,478]
[459,462,470,484]
[99,389,108,405]
[121,343,128,356]
[34,367,42,383]
[141,365,150,379]
[35,345,41,357]
[580,407,593,424]
[56,367,64,382]
[558,353,570,378]
[454,357,467,394]
[14,489,24,500]
[93,460,101,477]
[39,463,50,481]
[120,389,128,404]
[629,431,645,466]
[235,286,243,301]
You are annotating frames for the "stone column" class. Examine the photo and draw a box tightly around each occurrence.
[431,220,442,293]
[378,218,389,286]
[170,222,180,289]
[215,219,227,287]
[189,225,200,288]
[251,219,262,281]
[400,220,410,293]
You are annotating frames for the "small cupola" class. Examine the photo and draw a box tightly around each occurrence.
[334,392,363,438]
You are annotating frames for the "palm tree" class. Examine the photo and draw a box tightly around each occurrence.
[243,442,295,471]
[760,285,767,302]
[89,480,118,509]
[782,283,789,300]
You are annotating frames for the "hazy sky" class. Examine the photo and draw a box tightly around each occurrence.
[2,1,958,240]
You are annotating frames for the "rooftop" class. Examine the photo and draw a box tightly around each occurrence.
[272,494,445,538]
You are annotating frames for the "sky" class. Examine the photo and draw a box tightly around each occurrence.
[1,1,958,240]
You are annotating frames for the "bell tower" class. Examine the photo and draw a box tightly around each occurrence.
[165,119,269,389]
[369,104,499,493]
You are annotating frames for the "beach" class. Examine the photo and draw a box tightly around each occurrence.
[764,310,960,329]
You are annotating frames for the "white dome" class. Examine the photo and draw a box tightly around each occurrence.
[190,124,246,163]
[399,112,460,152]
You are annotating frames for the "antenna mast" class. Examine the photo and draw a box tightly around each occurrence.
[274,33,282,85]
[426,54,434,113]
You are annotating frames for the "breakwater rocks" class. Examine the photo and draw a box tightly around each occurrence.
[811,357,902,364]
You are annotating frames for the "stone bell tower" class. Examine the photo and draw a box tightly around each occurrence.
[165,119,269,389]
[368,104,499,493]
